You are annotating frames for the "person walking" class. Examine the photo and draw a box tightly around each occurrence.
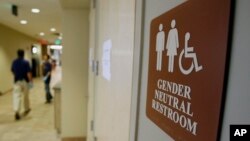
[42,54,53,103]
[11,49,32,120]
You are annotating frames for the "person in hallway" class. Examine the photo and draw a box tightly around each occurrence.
[42,54,53,103]
[11,49,32,120]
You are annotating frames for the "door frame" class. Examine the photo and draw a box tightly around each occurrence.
[129,0,145,141]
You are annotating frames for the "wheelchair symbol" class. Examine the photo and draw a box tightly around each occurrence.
[178,32,203,75]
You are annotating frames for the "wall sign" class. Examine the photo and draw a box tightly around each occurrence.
[146,0,232,141]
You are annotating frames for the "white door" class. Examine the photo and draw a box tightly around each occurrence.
[91,0,135,141]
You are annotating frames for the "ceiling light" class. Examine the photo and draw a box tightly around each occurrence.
[39,32,45,36]
[20,20,27,24]
[50,28,56,32]
[50,45,62,50]
[31,8,40,13]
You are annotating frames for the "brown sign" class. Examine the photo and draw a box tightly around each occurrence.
[146,0,232,140]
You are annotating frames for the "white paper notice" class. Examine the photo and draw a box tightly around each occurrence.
[102,39,112,81]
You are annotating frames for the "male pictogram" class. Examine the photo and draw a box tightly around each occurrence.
[156,23,165,71]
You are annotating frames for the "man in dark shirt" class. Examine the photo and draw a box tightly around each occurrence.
[11,49,32,120]
[43,54,53,103]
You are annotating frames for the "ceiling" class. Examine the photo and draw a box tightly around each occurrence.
[0,0,90,44]
[60,0,90,9]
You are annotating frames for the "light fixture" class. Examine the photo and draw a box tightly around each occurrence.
[50,45,62,50]
[39,32,45,36]
[32,47,38,54]
[31,8,40,13]
[20,20,27,24]
[58,36,63,40]
[50,28,56,32]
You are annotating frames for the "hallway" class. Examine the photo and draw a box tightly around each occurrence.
[0,69,61,141]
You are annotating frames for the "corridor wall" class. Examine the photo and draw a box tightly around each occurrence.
[61,9,89,139]
[0,24,35,93]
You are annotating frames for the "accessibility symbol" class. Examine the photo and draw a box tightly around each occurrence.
[179,32,203,75]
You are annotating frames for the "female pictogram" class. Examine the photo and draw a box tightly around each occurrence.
[166,19,179,72]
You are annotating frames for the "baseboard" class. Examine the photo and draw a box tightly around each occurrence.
[62,137,86,141]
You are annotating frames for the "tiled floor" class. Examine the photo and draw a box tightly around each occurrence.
[0,67,61,141]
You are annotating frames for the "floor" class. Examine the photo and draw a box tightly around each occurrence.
[0,67,61,141]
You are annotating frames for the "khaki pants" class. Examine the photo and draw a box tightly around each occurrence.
[13,80,30,113]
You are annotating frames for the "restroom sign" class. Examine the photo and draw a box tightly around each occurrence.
[146,0,232,141]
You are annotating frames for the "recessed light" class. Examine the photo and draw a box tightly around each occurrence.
[20,20,27,24]
[31,8,40,13]
[50,28,56,32]
[39,32,45,36]
[32,47,38,54]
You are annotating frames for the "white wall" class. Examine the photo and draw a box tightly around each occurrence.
[220,0,250,140]
[0,24,36,93]
[61,9,89,138]
[131,0,250,141]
